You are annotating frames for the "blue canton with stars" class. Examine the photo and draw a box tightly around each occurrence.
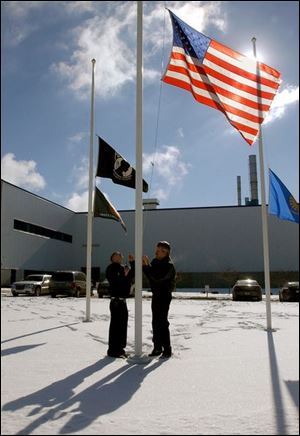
[169,10,211,63]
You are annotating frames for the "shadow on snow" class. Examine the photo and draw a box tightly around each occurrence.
[2,356,166,435]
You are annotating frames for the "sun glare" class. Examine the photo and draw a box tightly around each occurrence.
[244,49,265,63]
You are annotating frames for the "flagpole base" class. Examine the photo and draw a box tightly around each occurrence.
[127,353,151,365]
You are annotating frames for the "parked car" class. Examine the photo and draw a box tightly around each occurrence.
[232,279,262,301]
[49,271,90,298]
[11,274,52,297]
[97,279,135,298]
[279,281,299,302]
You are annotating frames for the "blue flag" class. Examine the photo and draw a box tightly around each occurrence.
[269,169,299,223]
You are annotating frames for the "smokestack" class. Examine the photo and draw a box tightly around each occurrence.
[249,155,258,205]
[237,176,241,206]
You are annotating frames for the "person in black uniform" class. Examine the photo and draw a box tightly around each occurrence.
[106,251,134,358]
[143,241,176,358]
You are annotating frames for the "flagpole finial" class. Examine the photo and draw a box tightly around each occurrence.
[91,59,96,64]
[251,37,257,57]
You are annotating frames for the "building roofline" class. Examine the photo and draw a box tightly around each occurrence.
[2,179,262,213]
[77,204,262,214]
[1,179,75,213]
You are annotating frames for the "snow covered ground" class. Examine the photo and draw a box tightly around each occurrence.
[1,292,299,435]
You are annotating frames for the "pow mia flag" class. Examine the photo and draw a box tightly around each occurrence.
[96,136,149,193]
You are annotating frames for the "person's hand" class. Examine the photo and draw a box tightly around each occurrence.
[142,255,150,266]
[124,266,130,276]
[128,254,134,262]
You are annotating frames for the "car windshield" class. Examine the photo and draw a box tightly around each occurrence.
[236,280,258,286]
[51,272,73,281]
[24,275,44,281]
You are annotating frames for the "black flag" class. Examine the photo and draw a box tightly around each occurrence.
[93,186,127,233]
[96,136,149,193]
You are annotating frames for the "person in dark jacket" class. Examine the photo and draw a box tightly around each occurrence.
[106,251,134,358]
[143,241,176,358]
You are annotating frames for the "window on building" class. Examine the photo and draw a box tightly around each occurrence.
[13,219,72,243]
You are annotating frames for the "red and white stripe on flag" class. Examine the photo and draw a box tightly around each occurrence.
[163,11,281,146]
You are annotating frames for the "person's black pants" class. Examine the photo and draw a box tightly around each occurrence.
[108,299,128,355]
[151,294,172,350]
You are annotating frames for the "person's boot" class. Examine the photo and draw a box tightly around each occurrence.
[160,347,172,358]
[148,347,162,357]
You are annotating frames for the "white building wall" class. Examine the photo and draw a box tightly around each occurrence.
[83,206,299,274]
[1,181,76,272]
[1,180,299,277]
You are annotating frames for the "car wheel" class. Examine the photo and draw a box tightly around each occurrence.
[51,293,56,298]
[35,286,41,297]
[12,292,18,297]
[98,292,104,298]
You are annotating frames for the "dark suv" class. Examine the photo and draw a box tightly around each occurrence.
[49,271,88,298]
[232,279,262,301]
[279,281,299,302]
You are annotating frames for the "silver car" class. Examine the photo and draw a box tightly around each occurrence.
[11,274,52,297]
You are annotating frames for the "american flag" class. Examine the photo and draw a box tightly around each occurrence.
[163,10,281,146]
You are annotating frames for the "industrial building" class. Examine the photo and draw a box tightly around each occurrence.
[1,175,299,288]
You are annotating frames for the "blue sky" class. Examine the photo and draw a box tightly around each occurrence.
[1,1,299,212]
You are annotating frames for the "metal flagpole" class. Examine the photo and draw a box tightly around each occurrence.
[134,0,143,356]
[85,58,96,322]
[128,1,150,364]
[252,38,272,330]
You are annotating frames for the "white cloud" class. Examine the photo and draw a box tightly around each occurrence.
[70,157,89,190]
[4,1,46,18]
[143,1,226,56]
[3,1,227,98]
[177,127,184,138]
[215,84,299,139]
[52,1,226,99]
[264,85,299,125]
[62,1,93,15]
[2,1,51,46]
[66,154,101,210]
[65,187,110,212]
[68,132,86,143]
[52,3,137,100]
[1,153,46,191]
[143,145,190,200]
[168,1,226,32]
[65,190,89,212]
[67,132,87,152]
[2,1,93,47]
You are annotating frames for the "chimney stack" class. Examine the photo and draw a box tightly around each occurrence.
[237,176,242,206]
[249,155,259,205]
